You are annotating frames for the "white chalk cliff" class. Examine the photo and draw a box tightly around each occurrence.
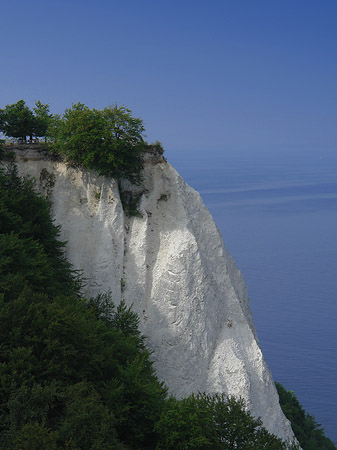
[15,148,295,443]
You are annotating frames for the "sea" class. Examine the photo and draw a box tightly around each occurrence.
[169,149,337,443]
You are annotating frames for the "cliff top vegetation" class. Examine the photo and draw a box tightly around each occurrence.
[0,100,164,184]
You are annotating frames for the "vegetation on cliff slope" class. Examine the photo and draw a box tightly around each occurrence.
[0,160,166,449]
[0,155,301,449]
[276,382,336,450]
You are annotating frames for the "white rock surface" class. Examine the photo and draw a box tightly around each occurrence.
[14,148,295,443]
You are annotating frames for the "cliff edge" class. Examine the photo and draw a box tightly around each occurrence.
[14,147,295,442]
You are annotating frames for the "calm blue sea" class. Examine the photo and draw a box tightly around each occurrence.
[169,150,337,442]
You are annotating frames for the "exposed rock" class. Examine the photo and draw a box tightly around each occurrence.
[14,148,296,443]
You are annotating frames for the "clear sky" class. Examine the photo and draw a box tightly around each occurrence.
[1,0,336,159]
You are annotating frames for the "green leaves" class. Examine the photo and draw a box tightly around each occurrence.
[0,286,167,448]
[276,382,336,450]
[13,423,59,450]
[0,233,51,300]
[58,381,122,450]
[0,100,34,141]
[155,395,215,449]
[0,100,52,142]
[33,101,53,139]
[0,162,167,448]
[1,99,151,183]
[0,164,78,300]
[155,393,292,450]
[51,102,146,183]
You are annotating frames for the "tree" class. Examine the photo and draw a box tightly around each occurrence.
[51,103,146,183]
[0,163,78,301]
[13,423,58,450]
[0,100,53,143]
[0,100,35,142]
[33,101,53,140]
[276,382,336,450]
[155,393,296,450]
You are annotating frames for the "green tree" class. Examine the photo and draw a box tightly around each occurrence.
[51,103,146,183]
[33,101,53,140]
[13,423,58,450]
[0,163,78,301]
[58,381,124,450]
[0,287,167,449]
[0,100,35,142]
[155,393,295,450]
[276,382,336,450]
[155,395,214,449]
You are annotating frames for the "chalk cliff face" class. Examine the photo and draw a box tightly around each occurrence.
[15,149,295,442]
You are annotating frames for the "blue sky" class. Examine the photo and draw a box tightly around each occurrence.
[1,0,336,159]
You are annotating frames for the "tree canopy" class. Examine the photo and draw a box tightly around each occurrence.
[0,162,77,301]
[50,103,146,183]
[155,393,298,450]
[1,100,151,183]
[276,382,336,450]
[0,100,52,142]
[32,100,53,140]
[0,100,34,141]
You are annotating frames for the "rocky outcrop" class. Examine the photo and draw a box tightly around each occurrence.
[14,148,295,443]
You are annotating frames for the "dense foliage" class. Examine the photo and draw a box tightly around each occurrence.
[0,156,316,449]
[155,393,297,450]
[49,103,146,183]
[0,100,52,142]
[0,163,77,301]
[0,162,166,449]
[276,382,336,450]
[1,99,148,183]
